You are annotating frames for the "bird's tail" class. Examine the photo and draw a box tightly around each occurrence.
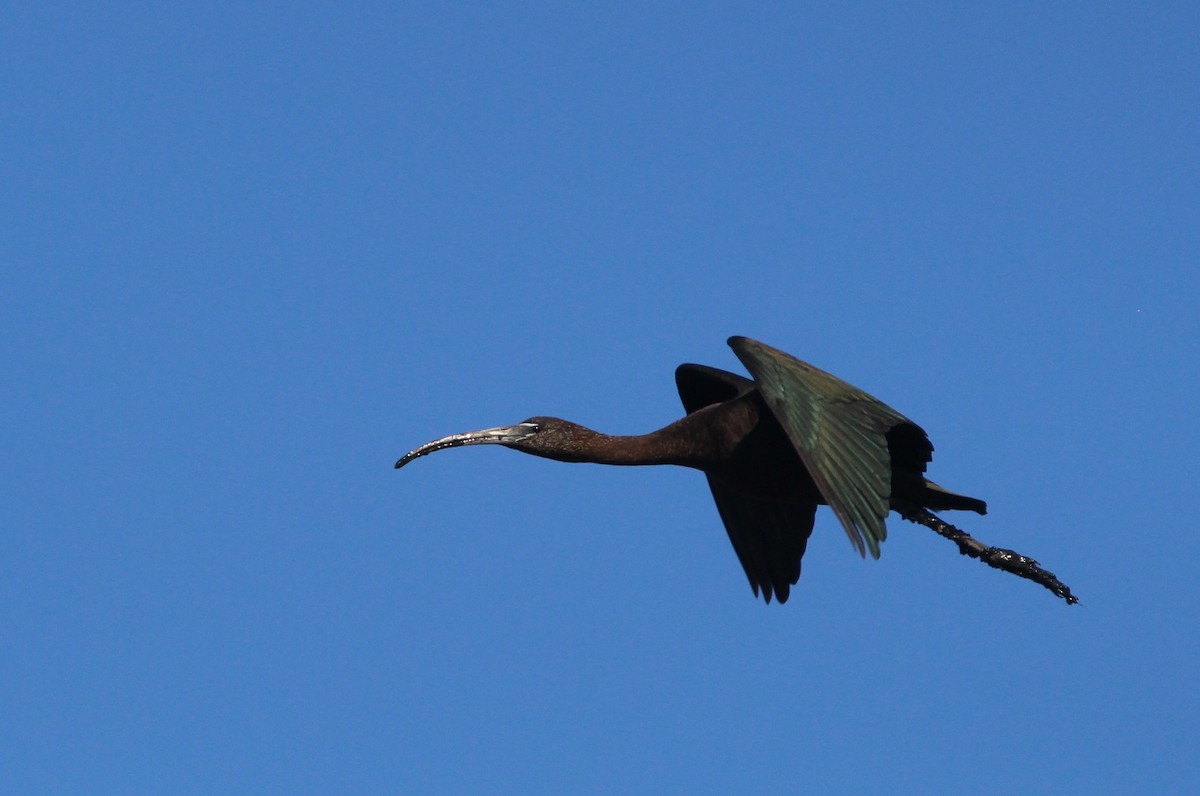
[920,479,987,514]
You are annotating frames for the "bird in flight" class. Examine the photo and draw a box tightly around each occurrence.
[396,337,1075,605]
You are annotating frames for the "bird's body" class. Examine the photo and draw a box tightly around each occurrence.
[397,336,1074,605]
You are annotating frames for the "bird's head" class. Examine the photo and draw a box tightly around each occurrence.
[394,416,593,469]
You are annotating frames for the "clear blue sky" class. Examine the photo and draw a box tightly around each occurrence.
[3,3,1197,793]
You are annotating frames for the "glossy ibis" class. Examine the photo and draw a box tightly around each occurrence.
[396,336,1076,605]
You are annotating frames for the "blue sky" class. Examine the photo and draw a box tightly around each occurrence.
[3,2,1197,792]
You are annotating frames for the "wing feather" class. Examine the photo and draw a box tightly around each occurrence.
[728,337,912,559]
[704,481,815,603]
[675,363,817,602]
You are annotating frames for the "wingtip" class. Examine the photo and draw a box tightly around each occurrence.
[727,335,782,366]
[727,336,764,366]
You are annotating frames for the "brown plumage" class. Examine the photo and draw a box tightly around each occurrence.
[396,336,990,604]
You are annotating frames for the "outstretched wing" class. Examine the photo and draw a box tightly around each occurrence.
[675,363,816,603]
[728,336,912,559]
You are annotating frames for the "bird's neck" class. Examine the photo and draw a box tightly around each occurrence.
[533,409,742,470]
[578,428,706,467]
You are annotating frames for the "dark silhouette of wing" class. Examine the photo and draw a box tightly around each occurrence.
[729,336,911,560]
[675,363,816,603]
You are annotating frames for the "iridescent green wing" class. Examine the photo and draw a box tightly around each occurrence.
[728,337,912,559]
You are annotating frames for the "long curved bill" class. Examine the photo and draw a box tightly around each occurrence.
[394,422,539,469]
